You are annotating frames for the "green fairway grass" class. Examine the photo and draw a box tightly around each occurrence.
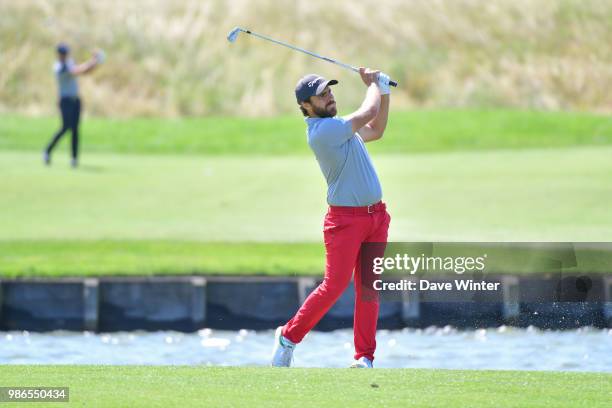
[1,110,611,155]
[0,366,610,407]
[1,145,612,277]
[2,110,610,277]
[2,148,611,242]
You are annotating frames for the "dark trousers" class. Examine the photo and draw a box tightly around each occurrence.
[46,97,81,159]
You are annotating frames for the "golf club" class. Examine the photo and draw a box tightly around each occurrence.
[227,27,398,87]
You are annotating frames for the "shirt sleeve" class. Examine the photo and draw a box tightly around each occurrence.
[311,117,354,147]
[65,60,75,73]
[54,61,71,74]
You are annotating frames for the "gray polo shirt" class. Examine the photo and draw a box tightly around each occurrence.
[306,116,382,206]
[53,59,79,98]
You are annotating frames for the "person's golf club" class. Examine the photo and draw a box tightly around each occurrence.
[227,27,398,87]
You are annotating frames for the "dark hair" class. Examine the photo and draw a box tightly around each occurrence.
[299,98,310,117]
[57,43,69,55]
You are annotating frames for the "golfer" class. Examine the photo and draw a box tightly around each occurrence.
[44,43,102,168]
[272,68,391,368]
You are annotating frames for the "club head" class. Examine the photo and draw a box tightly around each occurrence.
[227,27,242,43]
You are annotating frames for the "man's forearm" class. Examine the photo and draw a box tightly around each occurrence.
[360,83,381,115]
[81,59,97,73]
[72,59,97,75]
[367,94,389,135]
[346,73,383,133]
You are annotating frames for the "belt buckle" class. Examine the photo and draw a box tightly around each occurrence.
[367,204,374,214]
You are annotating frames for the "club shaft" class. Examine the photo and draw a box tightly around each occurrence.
[242,29,397,87]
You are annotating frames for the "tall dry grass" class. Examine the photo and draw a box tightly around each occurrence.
[0,0,610,116]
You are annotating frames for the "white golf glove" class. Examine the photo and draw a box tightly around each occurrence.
[378,72,391,95]
[95,49,106,64]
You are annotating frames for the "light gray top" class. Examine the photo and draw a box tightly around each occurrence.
[306,116,382,206]
[53,59,79,98]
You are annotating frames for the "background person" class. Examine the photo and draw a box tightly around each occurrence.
[44,43,102,168]
[272,68,392,368]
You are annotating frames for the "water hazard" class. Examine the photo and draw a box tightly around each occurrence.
[1,326,610,371]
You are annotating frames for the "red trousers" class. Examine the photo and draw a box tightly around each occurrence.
[282,202,390,361]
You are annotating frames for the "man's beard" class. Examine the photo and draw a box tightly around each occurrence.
[312,103,337,118]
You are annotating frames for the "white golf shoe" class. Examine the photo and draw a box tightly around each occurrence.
[271,326,295,367]
[350,356,373,368]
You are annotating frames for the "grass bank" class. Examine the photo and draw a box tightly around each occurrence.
[0,241,324,278]
[2,241,611,278]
